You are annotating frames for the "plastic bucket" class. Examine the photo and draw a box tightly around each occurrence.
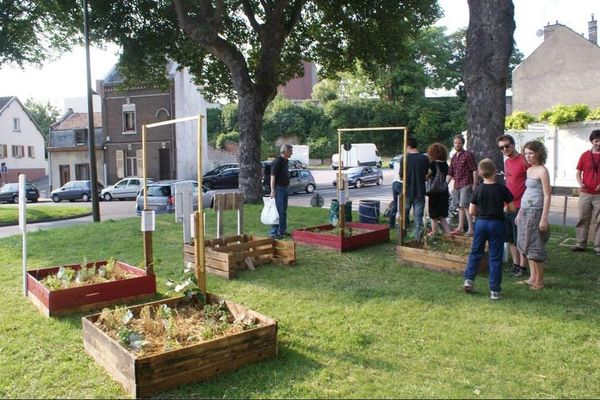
[329,199,352,224]
[358,200,380,224]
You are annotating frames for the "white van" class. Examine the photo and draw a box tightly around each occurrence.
[331,143,382,170]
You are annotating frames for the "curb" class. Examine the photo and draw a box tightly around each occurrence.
[0,212,93,227]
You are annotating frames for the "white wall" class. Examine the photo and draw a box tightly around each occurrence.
[172,67,209,179]
[507,120,600,187]
[0,99,47,171]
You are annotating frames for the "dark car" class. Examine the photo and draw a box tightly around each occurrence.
[203,168,239,190]
[332,166,383,188]
[50,180,104,202]
[288,159,307,169]
[203,163,239,178]
[389,154,402,169]
[0,183,40,203]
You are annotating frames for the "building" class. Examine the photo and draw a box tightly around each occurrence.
[277,61,318,101]
[0,96,46,184]
[512,16,600,116]
[47,110,105,189]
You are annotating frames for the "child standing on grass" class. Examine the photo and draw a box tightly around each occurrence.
[463,159,515,300]
[515,141,551,290]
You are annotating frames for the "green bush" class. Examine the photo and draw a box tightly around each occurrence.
[539,104,590,125]
[586,107,600,121]
[505,111,537,130]
[214,130,240,149]
[206,108,223,145]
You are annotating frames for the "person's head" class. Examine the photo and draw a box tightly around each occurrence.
[497,134,517,157]
[453,135,465,151]
[406,137,418,150]
[478,158,497,179]
[590,129,600,151]
[523,140,547,166]
[280,144,293,159]
[427,143,448,162]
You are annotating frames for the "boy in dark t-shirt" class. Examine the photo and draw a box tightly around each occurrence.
[463,158,515,300]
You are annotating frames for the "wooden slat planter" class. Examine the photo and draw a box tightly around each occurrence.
[183,235,295,279]
[396,239,488,274]
[82,293,278,398]
[292,222,390,252]
[27,260,156,317]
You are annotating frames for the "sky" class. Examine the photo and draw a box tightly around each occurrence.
[0,0,598,113]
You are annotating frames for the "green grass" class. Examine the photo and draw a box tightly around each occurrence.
[1,206,599,398]
[0,205,91,225]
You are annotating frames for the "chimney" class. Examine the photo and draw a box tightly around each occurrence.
[589,14,597,45]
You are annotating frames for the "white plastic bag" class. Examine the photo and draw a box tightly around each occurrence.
[261,197,279,225]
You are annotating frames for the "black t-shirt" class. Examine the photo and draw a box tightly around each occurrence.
[399,153,430,199]
[270,156,289,187]
[470,183,514,219]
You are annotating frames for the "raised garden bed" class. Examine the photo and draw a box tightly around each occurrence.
[82,293,278,398]
[396,235,488,274]
[183,235,295,279]
[27,260,156,317]
[292,222,389,252]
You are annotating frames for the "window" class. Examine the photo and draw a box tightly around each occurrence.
[75,129,88,146]
[13,118,20,131]
[122,103,136,134]
[12,145,24,158]
[28,146,35,158]
[75,164,90,180]
[0,144,7,158]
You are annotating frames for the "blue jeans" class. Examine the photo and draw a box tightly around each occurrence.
[404,197,425,240]
[389,181,402,228]
[464,218,505,292]
[270,185,288,237]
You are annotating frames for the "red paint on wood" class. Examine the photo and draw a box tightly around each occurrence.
[292,223,389,252]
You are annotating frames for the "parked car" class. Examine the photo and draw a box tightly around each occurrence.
[101,177,154,201]
[0,182,40,203]
[389,154,402,169]
[262,169,316,195]
[203,168,239,190]
[50,180,104,202]
[332,166,383,188]
[203,163,239,178]
[288,159,307,169]
[135,180,214,215]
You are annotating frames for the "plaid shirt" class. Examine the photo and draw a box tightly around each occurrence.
[448,150,477,189]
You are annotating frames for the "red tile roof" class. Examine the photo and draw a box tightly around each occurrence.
[52,113,102,130]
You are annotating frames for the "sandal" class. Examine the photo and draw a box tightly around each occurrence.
[515,280,532,286]
[529,285,544,291]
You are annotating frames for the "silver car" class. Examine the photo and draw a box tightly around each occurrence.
[135,180,214,215]
[101,177,154,201]
[288,169,316,194]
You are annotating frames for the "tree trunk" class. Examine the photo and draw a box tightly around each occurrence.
[237,93,269,203]
[465,0,515,170]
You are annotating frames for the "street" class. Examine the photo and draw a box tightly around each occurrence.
[0,167,580,238]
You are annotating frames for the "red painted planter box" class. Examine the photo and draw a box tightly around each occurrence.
[27,260,156,317]
[292,222,389,252]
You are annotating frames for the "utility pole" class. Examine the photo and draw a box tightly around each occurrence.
[83,0,100,222]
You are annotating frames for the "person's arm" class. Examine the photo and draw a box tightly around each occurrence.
[269,175,276,198]
[472,169,478,190]
[575,170,585,190]
[468,203,477,217]
[270,159,279,198]
[539,166,551,232]
[506,200,516,214]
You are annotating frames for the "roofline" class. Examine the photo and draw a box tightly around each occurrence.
[0,96,16,115]
[0,96,46,138]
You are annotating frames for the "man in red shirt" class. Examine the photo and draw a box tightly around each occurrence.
[498,134,529,276]
[572,130,600,255]
[448,135,478,236]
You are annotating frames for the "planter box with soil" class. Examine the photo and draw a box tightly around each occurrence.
[82,293,277,398]
[27,260,156,317]
[292,222,389,252]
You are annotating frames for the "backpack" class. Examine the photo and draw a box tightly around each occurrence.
[426,162,448,195]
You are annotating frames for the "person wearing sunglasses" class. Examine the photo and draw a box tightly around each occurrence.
[497,134,530,277]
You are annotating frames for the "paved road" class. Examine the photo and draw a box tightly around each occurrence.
[0,168,579,238]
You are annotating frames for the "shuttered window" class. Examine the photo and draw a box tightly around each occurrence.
[136,149,144,176]
[116,150,124,179]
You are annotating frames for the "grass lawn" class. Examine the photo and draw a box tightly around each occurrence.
[0,205,91,225]
[0,206,599,398]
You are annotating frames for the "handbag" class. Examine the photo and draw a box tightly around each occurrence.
[426,162,448,195]
[260,197,280,225]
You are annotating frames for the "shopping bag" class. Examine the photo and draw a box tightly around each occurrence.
[261,197,279,225]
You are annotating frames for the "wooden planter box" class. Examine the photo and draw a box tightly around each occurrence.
[396,238,488,274]
[82,293,278,398]
[27,260,156,317]
[292,222,390,252]
[184,235,295,279]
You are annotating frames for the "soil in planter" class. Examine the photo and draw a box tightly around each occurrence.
[407,233,471,257]
[95,299,259,357]
[307,226,374,238]
[41,259,136,291]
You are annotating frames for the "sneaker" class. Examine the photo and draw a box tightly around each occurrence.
[511,267,527,277]
[508,264,519,274]
[490,291,502,300]
[571,245,586,252]
[463,279,474,293]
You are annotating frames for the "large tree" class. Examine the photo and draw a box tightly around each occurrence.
[24,99,61,145]
[464,0,515,168]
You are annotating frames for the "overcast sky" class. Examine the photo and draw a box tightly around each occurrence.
[0,0,598,112]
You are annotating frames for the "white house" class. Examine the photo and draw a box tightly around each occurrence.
[0,96,47,184]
